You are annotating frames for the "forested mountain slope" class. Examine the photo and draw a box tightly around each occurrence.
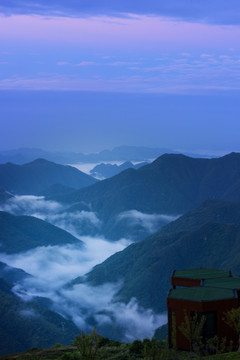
[0,211,82,253]
[74,199,240,312]
[56,153,240,218]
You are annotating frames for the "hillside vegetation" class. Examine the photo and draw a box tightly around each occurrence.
[74,199,240,312]
[0,334,239,360]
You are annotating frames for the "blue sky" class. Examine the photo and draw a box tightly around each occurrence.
[1,1,240,24]
[0,1,240,154]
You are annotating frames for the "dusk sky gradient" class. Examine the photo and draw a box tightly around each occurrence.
[0,1,240,154]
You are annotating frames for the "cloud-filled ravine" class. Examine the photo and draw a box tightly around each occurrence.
[0,194,169,341]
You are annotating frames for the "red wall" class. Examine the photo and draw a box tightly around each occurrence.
[167,297,239,351]
[171,277,201,288]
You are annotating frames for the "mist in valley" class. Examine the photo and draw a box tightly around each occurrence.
[0,192,169,341]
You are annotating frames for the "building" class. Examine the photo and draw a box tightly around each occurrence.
[167,268,240,351]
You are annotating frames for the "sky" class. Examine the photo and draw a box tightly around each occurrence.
[0,1,240,154]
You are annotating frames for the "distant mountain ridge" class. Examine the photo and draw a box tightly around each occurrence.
[54,152,240,219]
[0,158,97,195]
[90,161,149,179]
[0,146,215,165]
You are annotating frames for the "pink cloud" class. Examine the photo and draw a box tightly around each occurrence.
[1,64,240,93]
[76,61,98,66]
[0,14,240,52]
[56,61,98,66]
[107,61,140,66]
[56,61,70,66]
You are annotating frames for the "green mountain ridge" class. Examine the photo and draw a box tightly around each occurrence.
[0,211,83,253]
[0,158,97,195]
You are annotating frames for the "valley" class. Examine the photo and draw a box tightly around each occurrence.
[0,151,240,355]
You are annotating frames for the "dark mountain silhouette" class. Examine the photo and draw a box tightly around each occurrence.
[0,158,97,195]
[52,153,240,240]
[0,211,82,253]
[74,199,240,313]
[56,153,240,214]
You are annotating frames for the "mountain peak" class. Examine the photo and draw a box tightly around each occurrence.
[26,158,55,166]
[222,152,240,159]
[0,158,97,195]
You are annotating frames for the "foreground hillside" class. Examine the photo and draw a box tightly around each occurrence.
[74,199,240,312]
[0,159,97,195]
[0,339,239,360]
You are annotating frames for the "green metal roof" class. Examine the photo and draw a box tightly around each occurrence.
[203,277,240,290]
[173,268,231,280]
[169,287,235,302]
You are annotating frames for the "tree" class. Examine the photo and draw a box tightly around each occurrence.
[73,326,101,360]
[178,311,206,355]
[129,339,144,358]
[223,307,240,352]
[143,337,162,360]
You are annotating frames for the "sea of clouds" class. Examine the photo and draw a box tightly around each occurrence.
[0,194,168,341]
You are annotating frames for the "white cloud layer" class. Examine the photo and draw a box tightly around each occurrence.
[0,195,63,216]
[0,195,102,238]
[0,240,166,341]
[0,238,130,289]
[117,210,179,233]
[0,195,168,340]
[0,196,177,240]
